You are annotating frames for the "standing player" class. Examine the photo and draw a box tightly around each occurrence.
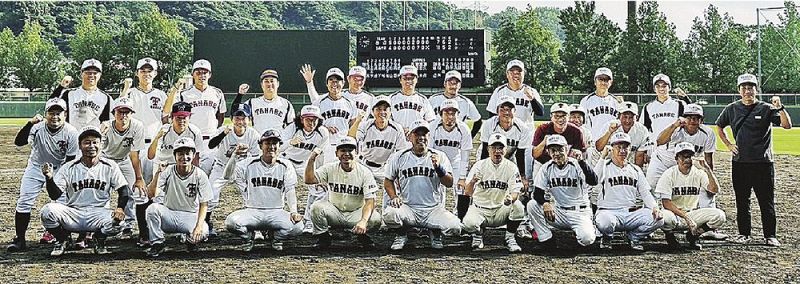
[428,70,482,136]
[579,67,622,167]
[231,69,296,134]
[223,130,303,251]
[639,74,692,148]
[342,66,376,114]
[40,126,129,255]
[529,135,598,248]
[531,102,586,171]
[594,101,650,167]
[388,65,436,131]
[384,120,461,250]
[594,132,663,251]
[301,66,358,161]
[304,136,382,249]
[7,98,79,252]
[349,96,409,186]
[429,99,473,220]
[145,138,211,257]
[463,133,525,252]
[568,104,592,156]
[50,58,112,129]
[147,102,205,168]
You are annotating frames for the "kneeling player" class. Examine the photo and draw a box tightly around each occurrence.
[657,142,726,250]
[304,136,382,248]
[462,133,525,252]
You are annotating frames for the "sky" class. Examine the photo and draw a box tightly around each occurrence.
[451,0,792,39]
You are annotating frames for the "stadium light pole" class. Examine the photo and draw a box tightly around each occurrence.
[757,8,762,84]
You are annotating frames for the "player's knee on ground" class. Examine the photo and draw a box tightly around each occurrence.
[461,207,484,234]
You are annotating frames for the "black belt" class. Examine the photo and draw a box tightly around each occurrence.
[145,139,152,143]
[364,160,382,168]
[559,205,588,211]
[202,136,210,140]
[473,204,500,210]
[598,206,641,212]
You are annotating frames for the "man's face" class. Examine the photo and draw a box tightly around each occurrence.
[441,109,457,127]
[611,142,631,161]
[594,75,612,92]
[192,68,211,85]
[547,145,567,166]
[550,111,568,128]
[327,76,344,94]
[654,81,670,96]
[569,112,584,126]
[739,84,757,104]
[506,67,524,85]
[137,67,156,85]
[174,148,195,166]
[45,108,66,128]
[232,115,248,128]
[372,104,390,121]
[676,151,693,172]
[620,112,636,128]
[114,108,133,125]
[80,136,102,158]
[172,114,190,128]
[409,129,429,151]
[261,77,279,93]
[684,114,702,131]
[301,116,318,130]
[260,139,280,157]
[489,144,505,163]
[497,104,515,122]
[400,75,417,90]
[348,75,364,90]
[81,69,101,88]
[444,78,461,95]
[336,147,355,164]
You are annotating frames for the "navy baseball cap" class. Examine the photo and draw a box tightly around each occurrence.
[259,129,282,144]
[171,102,192,117]
[231,104,252,117]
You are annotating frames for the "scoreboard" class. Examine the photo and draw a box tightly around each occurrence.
[356,30,487,88]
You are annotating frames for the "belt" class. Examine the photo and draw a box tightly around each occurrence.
[145,139,152,144]
[364,160,382,168]
[598,206,642,212]
[473,204,501,210]
[202,136,210,140]
[559,205,588,211]
[287,158,303,164]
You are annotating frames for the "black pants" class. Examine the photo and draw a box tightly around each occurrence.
[731,161,776,238]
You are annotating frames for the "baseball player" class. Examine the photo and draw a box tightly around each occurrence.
[40,126,129,256]
[222,130,303,252]
[301,65,359,161]
[531,102,587,172]
[384,120,461,250]
[656,142,726,250]
[428,99,473,220]
[594,132,664,251]
[593,101,651,167]
[342,66,376,113]
[639,74,692,146]
[463,133,525,252]
[231,68,296,134]
[304,136,382,248]
[7,98,79,252]
[579,67,622,167]
[529,135,598,248]
[568,104,592,156]
[388,65,436,131]
[49,58,112,130]
[147,102,206,168]
[176,59,227,174]
[350,96,409,188]
[649,104,716,192]
[428,70,482,136]
[145,137,212,257]
[205,104,261,238]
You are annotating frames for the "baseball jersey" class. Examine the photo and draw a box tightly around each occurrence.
[179,86,226,135]
[654,165,710,212]
[594,159,657,209]
[156,165,212,212]
[280,124,330,164]
[247,95,295,134]
[126,87,166,140]
[600,121,651,162]
[357,119,409,165]
[534,158,591,207]
[388,91,436,129]
[60,88,112,129]
[315,162,378,212]
[579,93,621,140]
[480,116,534,155]
[26,123,80,168]
[428,93,481,121]
[102,118,146,160]
[313,94,358,137]
[652,124,716,166]
[54,158,128,209]
[467,158,523,209]
[232,157,297,210]
[485,84,541,124]
[639,97,685,142]
[155,123,206,164]
[384,148,453,209]
[343,89,376,114]
[212,126,261,167]
[429,119,473,179]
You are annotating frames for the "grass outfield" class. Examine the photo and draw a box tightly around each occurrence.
[1,118,797,155]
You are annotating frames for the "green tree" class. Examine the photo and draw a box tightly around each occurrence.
[69,13,123,91]
[558,1,621,92]
[490,8,561,91]
[10,21,64,91]
[0,28,17,88]
[759,1,800,93]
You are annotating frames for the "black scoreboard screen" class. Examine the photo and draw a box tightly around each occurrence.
[356,30,487,88]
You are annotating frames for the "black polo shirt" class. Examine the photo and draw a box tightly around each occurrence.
[716,100,782,163]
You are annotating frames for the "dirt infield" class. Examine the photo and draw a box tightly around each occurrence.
[0,126,798,283]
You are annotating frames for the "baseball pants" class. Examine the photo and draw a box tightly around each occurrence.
[225,208,303,240]
[140,141,155,185]
[198,138,215,175]
[661,208,726,232]
[383,205,462,236]
[310,201,381,235]
[16,165,67,213]
[145,203,209,244]
[528,202,595,246]
[111,158,140,230]
[595,208,664,242]
[645,156,674,192]
[462,201,526,234]
[207,163,231,213]
[40,203,117,235]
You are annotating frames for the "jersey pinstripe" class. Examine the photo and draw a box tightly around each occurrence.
[533,158,590,207]
[343,89,376,114]
[26,123,80,168]
[232,157,297,210]
[594,160,656,209]
[155,165,212,212]
[212,126,261,167]
[467,158,523,209]
[653,124,716,166]
[61,88,112,129]
[654,166,709,211]
[126,87,166,140]
[384,148,453,209]
[155,123,206,164]
[179,86,227,135]
[102,118,146,160]
[388,91,436,129]
[246,96,295,134]
[639,97,684,142]
[428,93,481,121]
[485,84,539,124]
[313,94,358,136]
[315,162,378,212]
[54,158,128,208]
[429,119,473,179]
[356,119,409,165]
[579,93,621,140]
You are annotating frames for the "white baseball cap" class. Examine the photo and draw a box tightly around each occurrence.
[372,95,391,109]
[439,99,460,113]
[546,134,568,147]
[409,119,430,133]
[506,59,525,71]
[192,59,211,72]
[81,58,103,72]
[172,137,197,152]
[618,101,638,116]
[683,104,704,117]
[550,102,570,114]
[326,67,345,80]
[609,132,632,145]
[348,66,367,78]
[569,104,586,115]
[444,70,462,82]
[399,65,418,77]
[78,125,102,141]
[497,95,515,109]
[136,57,158,70]
[488,133,507,147]
[737,73,758,86]
[300,105,322,119]
[673,142,696,155]
[112,97,135,113]
[594,67,613,79]
[652,73,671,87]
[44,98,67,112]
[335,136,358,150]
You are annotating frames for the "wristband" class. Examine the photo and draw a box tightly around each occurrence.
[435,165,446,177]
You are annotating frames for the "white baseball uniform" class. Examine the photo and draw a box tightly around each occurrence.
[594,159,664,241]
[356,119,409,182]
[639,97,686,144]
[246,95,295,134]
[428,119,472,200]
[655,166,726,232]
[207,126,261,212]
[310,162,381,234]
[485,84,542,124]
[16,122,80,213]
[343,89,376,114]
[479,116,533,164]
[580,93,621,168]
[153,123,206,166]
[388,91,436,129]
[279,124,331,226]
[313,94,358,162]
[529,158,596,246]
[179,86,227,173]
[146,165,212,244]
[599,121,651,163]
[428,93,481,121]
[58,88,112,129]
[126,87,167,185]
[646,124,716,191]
[462,158,525,233]
[101,118,146,229]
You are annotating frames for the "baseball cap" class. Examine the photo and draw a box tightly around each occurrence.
[372,95,391,110]
[488,133,507,147]
[444,70,462,82]
[326,67,345,80]
[348,66,367,78]
[683,104,704,117]
[81,58,103,72]
[569,104,586,116]
[546,134,568,147]
[497,95,515,109]
[112,97,135,113]
[737,73,758,86]
[335,136,357,150]
[594,67,613,80]
[300,105,322,119]
[44,98,67,112]
[618,101,638,116]
[652,73,671,87]
[192,59,211,72]
[399,65,418,77]
[550,102,570,114]
[136,57,158,70]
[172,137,196,152]
[673,142,696,155]
[259,129,282,143]
[260,69,278,79]
[231,103,252,117]
[409,119,430,134]
[609,132,632,145]
[439,99,460,113]
[171,101,193,117]
[506,60,525,71]
[78,125,102,141]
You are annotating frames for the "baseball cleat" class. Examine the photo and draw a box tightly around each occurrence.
[516,228,533,240]
[120,228,134,239]
[599,236,613,250]
[430,230,444,249]
[7,237,27,252]
[313,232,332,249]
[271,239,284,251]
[51,241,68,256]
[471,234,484,249]
[357,235,375,249]
[686,233,702,250]
[700,231,728,241]
[505,232,522,253]
[253,231,265,241]
[728,235,751,245]
[390,234,408,251]
[40,232,56,244]
[765,237,781,247]
[147,243,166,257]
[94,242,110,255]
[136,238,151,248]
[629,240,644,251]
[664,232,680,249]
[302,223,314,235]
